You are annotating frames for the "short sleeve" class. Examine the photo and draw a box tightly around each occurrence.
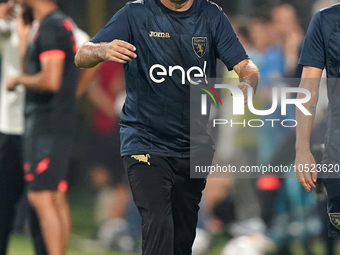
[299,12,325,69]
[38,24,67,60]
[212,11,249,71]
[90,7,130,43]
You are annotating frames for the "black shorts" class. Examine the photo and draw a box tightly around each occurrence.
[23,135,73,192]
[324,178,340,237]
[88,131,126,186]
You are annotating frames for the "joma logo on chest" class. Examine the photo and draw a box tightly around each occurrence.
[149,31,171,38]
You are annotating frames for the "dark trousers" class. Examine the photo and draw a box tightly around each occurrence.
[0,133,47,255]
[0,134,24,255]
[123,153,212,255]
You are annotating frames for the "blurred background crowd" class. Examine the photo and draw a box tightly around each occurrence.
[0,0,338,254]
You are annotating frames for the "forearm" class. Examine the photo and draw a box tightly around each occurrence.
[75,42,108,69]
[19,38,28,72]
[296,67,323,152]
[17,18,31,72]
[16,73,59,92]
[295,80,319,152]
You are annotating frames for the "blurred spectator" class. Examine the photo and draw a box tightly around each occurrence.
[203,15,273,255]
[5,0,80,253]
[86,61,134,252]
[248,14,285,80]
[271,4,304,77]
[0,1,29,254]
[206,6,322,255]
[2,1,93,254]
[246,13,286,166]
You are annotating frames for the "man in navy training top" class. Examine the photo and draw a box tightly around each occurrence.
[295,3,340,238]
[75,0,260,254]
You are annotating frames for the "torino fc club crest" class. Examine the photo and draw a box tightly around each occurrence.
[329,213,340,230]
[192,37,207,58]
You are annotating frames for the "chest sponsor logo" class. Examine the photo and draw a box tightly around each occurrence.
[149,61,207,85]
[192,37,207,58]
[149,31,171,38]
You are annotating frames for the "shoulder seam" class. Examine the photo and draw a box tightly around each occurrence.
[127,0,145,5]
[206,0,223,11]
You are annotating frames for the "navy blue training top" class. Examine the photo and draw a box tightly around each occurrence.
[91,0,248,157]
[299,4,340,165]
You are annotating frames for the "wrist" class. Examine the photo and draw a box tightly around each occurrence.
[239,81,252,87]
[15,75,23,85]
[295,145,311,153]
[240,78,258,92]
[98,43,109,61]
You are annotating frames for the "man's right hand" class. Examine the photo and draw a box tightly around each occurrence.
[295,149,317,192]
[102,40,137,64]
